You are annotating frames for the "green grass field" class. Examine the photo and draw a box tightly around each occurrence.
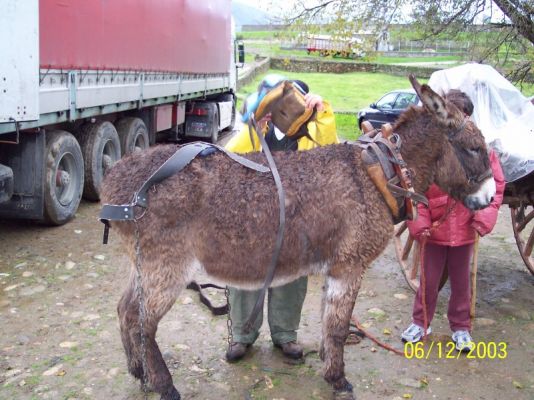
[237,69,425,139]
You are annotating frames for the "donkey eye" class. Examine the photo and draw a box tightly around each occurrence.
[462,147,479,156]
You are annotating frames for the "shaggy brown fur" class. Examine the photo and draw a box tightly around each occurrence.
[101,79,492,400]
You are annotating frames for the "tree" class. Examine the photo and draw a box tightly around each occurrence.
[280,0,533,85]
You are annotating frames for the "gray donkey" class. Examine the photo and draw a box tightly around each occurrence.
[101,77,495,400]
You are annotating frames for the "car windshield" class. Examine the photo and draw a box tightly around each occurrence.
[393,92,417,109]
[376,92,398,109]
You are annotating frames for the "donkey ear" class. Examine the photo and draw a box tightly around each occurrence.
[408,74,423,99]
[409,75,450,123]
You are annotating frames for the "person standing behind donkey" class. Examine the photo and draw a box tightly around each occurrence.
[224,75,338,362]
[401,89,505,351]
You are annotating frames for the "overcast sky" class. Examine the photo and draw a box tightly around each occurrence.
[235,0,506,23]
[235,0,292,12]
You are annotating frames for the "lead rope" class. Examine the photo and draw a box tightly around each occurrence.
[133,220,149,399]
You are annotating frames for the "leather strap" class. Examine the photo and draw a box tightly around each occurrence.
[356,125,428,223]
[100,142,270,223]
[243,116,286,334]
[186,281,228,316]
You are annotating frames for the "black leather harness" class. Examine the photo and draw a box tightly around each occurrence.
[99,141,269,243]
[99,128,286,334]
[355,125,428,224]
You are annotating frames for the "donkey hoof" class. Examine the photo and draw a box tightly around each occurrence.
[129,364,144,381]
[333,383,355,400]
[160,386,180,400]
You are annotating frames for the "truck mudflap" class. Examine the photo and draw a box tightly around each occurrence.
[0,131,45,220]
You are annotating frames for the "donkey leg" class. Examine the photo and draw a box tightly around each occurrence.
[118,275,145,381]
[321,264,363,398]
[142,277,184,400]
[118,268,183,400]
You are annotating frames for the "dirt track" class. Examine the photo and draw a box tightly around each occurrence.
[0,201,533,400]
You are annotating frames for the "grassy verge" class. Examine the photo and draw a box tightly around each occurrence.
[238,69,419,110]
[237,69,426,140]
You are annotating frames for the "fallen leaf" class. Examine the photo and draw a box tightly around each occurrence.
[43,364,63,376]
[3,284,20,292]
[265,375,274,389]
[513,381,523,389]
[403,394,413,399]
[59,341,78,349]
[181,297,193,305]
[383,328,392,335]
[189,365,206,373]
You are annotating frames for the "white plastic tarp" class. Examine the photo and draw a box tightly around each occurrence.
[428,63,534,182]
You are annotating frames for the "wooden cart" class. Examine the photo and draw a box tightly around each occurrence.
[393,171,534,292]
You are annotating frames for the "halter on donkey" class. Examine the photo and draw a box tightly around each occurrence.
[100,76,495,400]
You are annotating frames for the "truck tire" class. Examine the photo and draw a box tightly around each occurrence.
[115,117,149,156]
[219,93,236,132]
[210,106,220,144]
[43,130,84,225]
[78,121,121,201]
[229,101,236,131]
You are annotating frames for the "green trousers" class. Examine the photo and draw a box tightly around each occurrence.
[228,276,308,345]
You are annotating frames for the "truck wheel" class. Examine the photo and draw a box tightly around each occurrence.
[228,100,236,132]
[78,121,121,201]
[43,130,84,225]
[210,106,220,144]
[115,117,149,156]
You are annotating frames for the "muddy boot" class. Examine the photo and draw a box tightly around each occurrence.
[275,341,303,359]
[226,342,250,362]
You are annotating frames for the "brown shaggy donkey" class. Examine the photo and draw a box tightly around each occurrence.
[101,77,496,400]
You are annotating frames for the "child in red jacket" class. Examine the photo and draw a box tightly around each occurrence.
[401,90,506,351]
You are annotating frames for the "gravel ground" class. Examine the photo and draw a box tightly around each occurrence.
[0,200,532,400]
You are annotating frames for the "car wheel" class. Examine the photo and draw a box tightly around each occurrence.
[43,130,84,225]
[358,117,366,131]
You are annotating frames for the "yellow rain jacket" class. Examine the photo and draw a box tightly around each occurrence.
[225,101,338,154]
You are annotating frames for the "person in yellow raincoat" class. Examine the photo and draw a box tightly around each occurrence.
[224,76,338,362]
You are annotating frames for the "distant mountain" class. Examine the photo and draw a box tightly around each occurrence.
[232,1,271,27]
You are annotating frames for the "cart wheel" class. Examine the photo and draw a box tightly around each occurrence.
[393,222,448,292]
[510,203,534,275]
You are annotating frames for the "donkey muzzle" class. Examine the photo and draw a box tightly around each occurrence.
[463,176,496,210]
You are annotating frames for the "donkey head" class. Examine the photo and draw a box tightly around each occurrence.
[404,75,495,210]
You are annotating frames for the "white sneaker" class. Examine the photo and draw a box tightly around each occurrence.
[452,330,475,352]
[401,323,432,343]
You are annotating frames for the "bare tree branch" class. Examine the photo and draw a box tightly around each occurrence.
[493,0,534,44]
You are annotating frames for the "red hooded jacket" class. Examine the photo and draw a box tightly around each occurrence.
[407,151,505,246]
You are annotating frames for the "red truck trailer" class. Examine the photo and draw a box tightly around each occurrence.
[0,0,244,225]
